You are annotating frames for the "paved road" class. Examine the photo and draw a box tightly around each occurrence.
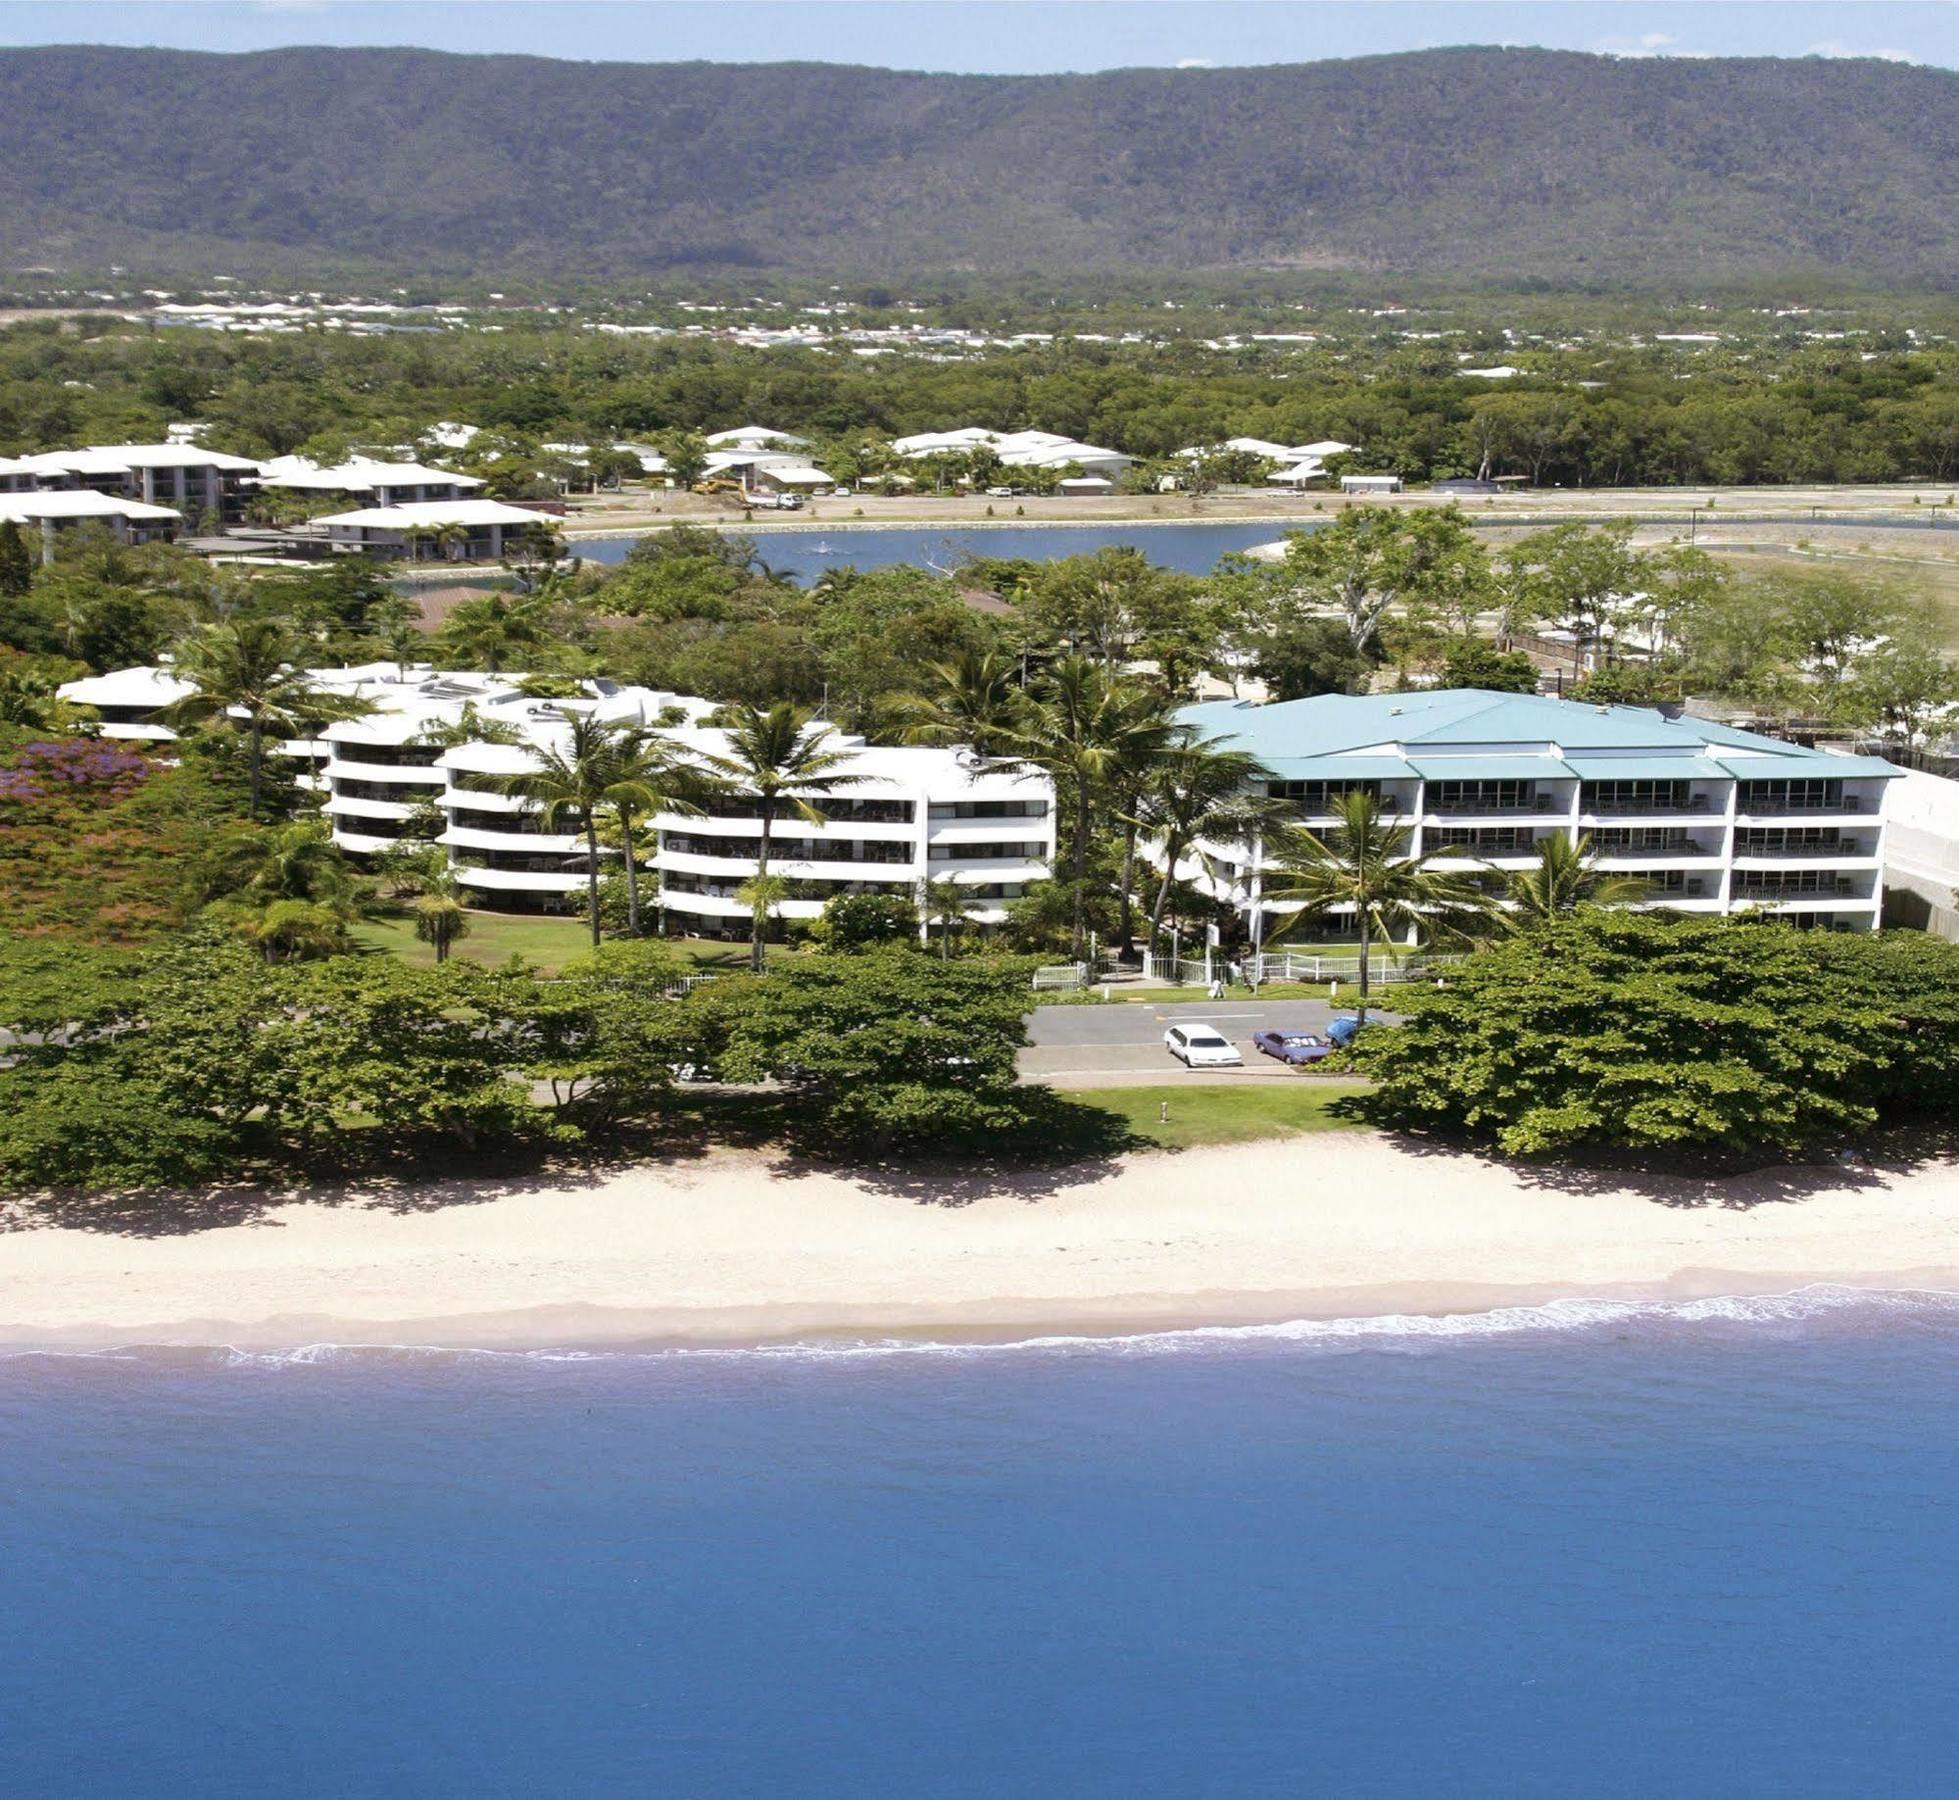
[1022,994,1378,1082]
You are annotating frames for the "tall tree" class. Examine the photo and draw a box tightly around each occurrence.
[164,618,366,818]
[1261,789,1490,1023]
[897,647,1027,757]
[702,702,867,971]
[1498,834,1650,932]
[1126,738,1282,957]
[497,713,666,949]
[0,519,33,598]
[1008,656,1179,961]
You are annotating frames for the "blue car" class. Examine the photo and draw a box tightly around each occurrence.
[1326,1015,1366,1048]
[1252,1030,1336,1067]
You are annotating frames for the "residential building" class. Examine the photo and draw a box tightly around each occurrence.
[313,497,561,560]
[1161,688,1900,937]
[1339,473,1404,494]
[890,427,1134,479]
[0,444,261,521]
[257,457,484,508]
[705,426,810,451]
[0,489,182,556]
[64,665,1056,928]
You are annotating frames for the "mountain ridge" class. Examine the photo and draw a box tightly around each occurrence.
[0,44,1954,284]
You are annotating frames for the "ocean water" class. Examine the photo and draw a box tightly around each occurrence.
[6,1290,1958,1797]
[576,520,1299,581]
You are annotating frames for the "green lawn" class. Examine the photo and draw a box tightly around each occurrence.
[1057,1081,1368,1150]
[353,914,758,976]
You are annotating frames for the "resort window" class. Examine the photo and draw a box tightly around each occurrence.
[1591,828,1702,854]
[1581,780,1696,814]
[1427,780,1539,813]
[1738,779,1846,814]
[1735,827,1846,856]
[1425,827,1539,854]
[927,842,1044,862]
[927,799,1048,820]
[1266,779,1379,812]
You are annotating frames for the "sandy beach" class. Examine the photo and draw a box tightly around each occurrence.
[0,1135,1955,1351]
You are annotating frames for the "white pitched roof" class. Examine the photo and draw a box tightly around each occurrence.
[705,426,809,448]
[259,457,484,493]
[0,490,181,523]
[317,499,559,530]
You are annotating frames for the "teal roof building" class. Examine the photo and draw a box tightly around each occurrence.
[1172,689,1899,934]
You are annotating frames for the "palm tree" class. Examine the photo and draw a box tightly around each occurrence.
[496,713,668,950]
[165,618,367,817]
[1262,789,1492,1024]
[231,898,349,965]
[1008,656,1180,962]
[195,817,360,911]
[1127,739,1283,959]
[701,702,867,971]
[897,648,1027,758]
[410,864,471,965]
[435,592,551,673]
[605,728,713,938]
[1498,833,1651,932]
[412,701,527,749]
[918,874,972,960]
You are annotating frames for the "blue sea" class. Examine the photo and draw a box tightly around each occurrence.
[6,1290,1958,1797]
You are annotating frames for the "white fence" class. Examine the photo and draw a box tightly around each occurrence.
[1031,962,1090,991]
[1146,950,1455,988]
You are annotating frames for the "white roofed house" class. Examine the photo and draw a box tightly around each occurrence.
[705,426,811,451]
[0,488,183,559]
[315,498,561,561]
[702,449,837,495]
[6,444,261,523]
[256,456,485,509]
[890,427,1134,481]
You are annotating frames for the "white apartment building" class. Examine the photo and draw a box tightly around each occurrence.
[889,427,1134,479]
[256,457,484,508]
[0,444,262,521]
[312,497,562,560]
[65,665,1056,932]
[1165,688,1900,937]
[0,489,183,556]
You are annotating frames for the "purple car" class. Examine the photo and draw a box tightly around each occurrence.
[1253,1029,1336,1066]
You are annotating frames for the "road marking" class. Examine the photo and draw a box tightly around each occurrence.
[1155,1010,1285,1020]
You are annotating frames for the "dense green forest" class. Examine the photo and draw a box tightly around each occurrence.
[1,46,1957,284]
[4,313,1959,488]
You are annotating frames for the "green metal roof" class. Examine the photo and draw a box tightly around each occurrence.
[1407,755,1568,781]
[1561,754,1732,781]
[1181,690,1901,781]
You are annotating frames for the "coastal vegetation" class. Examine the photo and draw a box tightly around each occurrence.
[1348,912,1959,1156]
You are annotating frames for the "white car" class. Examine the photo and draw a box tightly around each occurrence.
[1164,1024,1243,1068]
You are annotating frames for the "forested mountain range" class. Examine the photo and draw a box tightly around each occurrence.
[0,45,1956,285]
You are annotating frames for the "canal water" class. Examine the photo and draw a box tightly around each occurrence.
[572,520,1302,582]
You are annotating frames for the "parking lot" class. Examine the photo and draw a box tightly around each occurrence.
[1023,994,1377,1085]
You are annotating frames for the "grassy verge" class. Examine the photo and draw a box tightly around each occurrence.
[352,915,759,976]
[1055,1081,1367,1151]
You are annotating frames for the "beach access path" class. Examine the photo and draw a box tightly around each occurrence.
[0,1136,1953,1353]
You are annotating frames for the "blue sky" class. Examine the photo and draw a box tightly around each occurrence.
[1,2,1954,73]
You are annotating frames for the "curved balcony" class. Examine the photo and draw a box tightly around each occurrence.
[324,759,448,790]
[455,865,587,896]
[442,823,588,854]
[326,794,415,821]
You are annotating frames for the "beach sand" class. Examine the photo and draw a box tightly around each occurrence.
[0,1136,1954,1351]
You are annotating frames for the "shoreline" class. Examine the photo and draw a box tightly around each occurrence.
[1,1136,1954,1354]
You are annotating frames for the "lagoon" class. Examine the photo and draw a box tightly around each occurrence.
[574,520,1301,581]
